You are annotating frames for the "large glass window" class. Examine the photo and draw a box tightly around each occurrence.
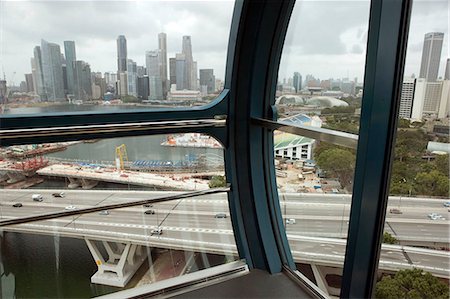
[375,1,449,297]
[0,1,234,114]
[0,135,237,297]
[274,1,370,296]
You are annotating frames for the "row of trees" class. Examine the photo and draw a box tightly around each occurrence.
[316,114,449,197]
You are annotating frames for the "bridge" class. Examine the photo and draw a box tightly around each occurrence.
[1,190,449,291]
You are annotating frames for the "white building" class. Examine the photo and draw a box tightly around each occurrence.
[167,85,201,101]
[399,77,416,118]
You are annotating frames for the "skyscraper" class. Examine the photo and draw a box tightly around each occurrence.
[419,32,444,82]
[127,59,138,97]
[175,54,186,90]
[182,36,195,90]
[293,72,302,93]
[117,35,127,73]
[445,58,450,80]
[41,39,65,101]
[145,50,163,100]
[158,33,168,98]
[64,41,77,95]
[199,69,215,94]
[398,78,416,118]
[73,60,92,101]
[32,46,45,98]
[25,74,34,93]
[169,58,177,87]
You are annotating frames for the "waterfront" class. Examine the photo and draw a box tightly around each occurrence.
[1,104,226,298]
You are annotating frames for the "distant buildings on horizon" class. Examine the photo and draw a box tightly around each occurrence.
[14,33,222,103]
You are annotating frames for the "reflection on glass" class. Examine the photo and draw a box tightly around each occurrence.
[376,1,450,297]
[0,1,234,115]
[274,0,370,296]
[0,134,236,297]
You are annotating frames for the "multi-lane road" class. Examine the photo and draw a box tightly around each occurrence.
[0,190,449,278]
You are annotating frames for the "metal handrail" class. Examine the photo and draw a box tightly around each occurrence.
[0,186,230,227]
[0,118,226,140]
[252,117,358,149]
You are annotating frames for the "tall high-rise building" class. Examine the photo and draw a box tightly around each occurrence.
[422,82,443,114]
[293,72,302,93]
[64,41,77,95]
[73,60,92,101]
[158,33,168,98]
[118,72,128,96]
[419,32,444,82]
[137,76,150,100]
[444,58,450,80]
[182,36,194,90]
[169,58,177,86]
[398,78,416,118]
[199,69,215,94]
[127,59,138,97]
[31,48,44,96]
[41,39,65,101]
[175,54,186,90]
[117,35,127,73]
[25,74,34,92]
[438,80,450,119]
[145,50,163,100]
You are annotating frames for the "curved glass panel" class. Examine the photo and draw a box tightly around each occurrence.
[274,1,370,296]
[376,1,449,297]
[0,134,237,298]
[0,1,234,115]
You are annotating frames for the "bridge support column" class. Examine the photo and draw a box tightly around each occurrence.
[6,172,25,184]
[81,178,99,189]
[85,239,147,287]
[310,263,330,296]
[67,177,81,189]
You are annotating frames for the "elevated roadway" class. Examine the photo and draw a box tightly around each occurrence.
[0,190,449,279]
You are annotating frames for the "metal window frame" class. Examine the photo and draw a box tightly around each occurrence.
[340,0,412,297]
[0,0,414,297]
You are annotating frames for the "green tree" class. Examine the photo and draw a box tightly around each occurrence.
[209,175,227,188]
[316,148,355,188]
[382,232,397,244]
[397,118,410,128]
[434,154,449,175]
[414,170,449,197]
[375,269,449,299]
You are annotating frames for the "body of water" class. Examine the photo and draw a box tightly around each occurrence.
[1,104,224,298]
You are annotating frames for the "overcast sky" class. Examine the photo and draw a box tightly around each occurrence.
[0,0,448,85]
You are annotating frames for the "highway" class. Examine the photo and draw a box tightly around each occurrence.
[0,189,449,278]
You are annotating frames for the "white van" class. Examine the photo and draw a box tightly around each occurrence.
[32,194,43,202]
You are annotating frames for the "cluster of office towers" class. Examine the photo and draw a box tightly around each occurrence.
[24,33,217,102]
[399,32,450,120]
[28,40,92,102]
[116,33,216,101]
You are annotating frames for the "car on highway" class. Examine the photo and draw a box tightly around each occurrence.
[12,203,23,208]
[286,218,296,225]
[98,210,109,215]
[32,194,43,202]
[428,213,444,220]
[150,228,163,235]
[389,208,402,214]
[144,210,155,215]
[143,204,153,208]
[443,201,450,207]
[65,205,77,211]
[214,213,227,219]
[52,192,65,198]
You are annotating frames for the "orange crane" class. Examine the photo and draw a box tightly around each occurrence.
[115,144,128,171]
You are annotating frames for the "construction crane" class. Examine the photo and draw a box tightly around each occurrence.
[115,144,128,171]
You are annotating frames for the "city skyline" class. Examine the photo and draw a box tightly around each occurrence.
[1,1,448,85]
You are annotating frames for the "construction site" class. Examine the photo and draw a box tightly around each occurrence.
[0,140,224,191]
